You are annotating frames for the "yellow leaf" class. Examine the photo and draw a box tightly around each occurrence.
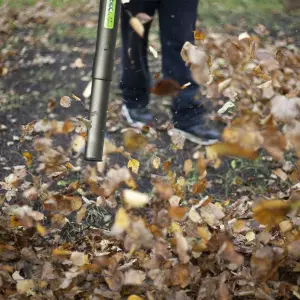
[123,129,147,152]
[52,248,71,257]
[128,296,144,300]
[168,222,182,234]
[36,222,47,237]
[17,280,35,294]
[206,142,259,165]
[252,199,291,228]
[22,152,33,166]
[152,156,161,169]
[193,30,206,41]
[10,216,22,228]
[111,207,130,235]
[128,158,140,174]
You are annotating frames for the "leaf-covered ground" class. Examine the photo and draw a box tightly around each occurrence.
[0,1,300,299]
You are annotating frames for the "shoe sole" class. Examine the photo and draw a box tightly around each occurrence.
[168,128,219,146]
[121,105,146,129]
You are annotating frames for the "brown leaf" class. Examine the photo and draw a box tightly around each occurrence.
[194,30,206,41]
[252,199,291,228]
[60,96,72,108]
[151,78,181,96]
[206,143,259,166]
[123,269,146,285]
[170,264,191,288]
[62,120,75,134]
[168,207,187,221]
[123,129,148,152]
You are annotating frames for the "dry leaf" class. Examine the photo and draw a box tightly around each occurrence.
[184,159,193,175]
[129,17,144,38]
[16,280,35,294]
[123,189,150,208]
[151,78,181,96]
[252,199,291,228]
[128,296,144,300]
[135,12,153,24]
[194,30,206,41]
[60,96,71,108]
[168,207,187,221]
[111,207,130,235]
[123,129,147,152]
[128,158,140,174]
[272,169,288,181]
[70,251,87,266]
[152,156,161,169]
[123,269,146,285]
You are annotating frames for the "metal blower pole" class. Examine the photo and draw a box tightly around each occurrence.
[85,0,121,161]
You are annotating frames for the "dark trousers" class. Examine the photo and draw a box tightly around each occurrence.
[120,0,205,129]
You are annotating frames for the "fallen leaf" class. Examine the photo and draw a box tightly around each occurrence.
[70,251,87,266]
[16,280,35,294]
[123,269,146,285]
[123,129,147,152]
[272,168,288,181]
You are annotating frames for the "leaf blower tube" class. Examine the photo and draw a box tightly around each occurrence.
[85,0,121,161]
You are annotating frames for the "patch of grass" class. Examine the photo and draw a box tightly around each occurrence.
[198,0,284,28]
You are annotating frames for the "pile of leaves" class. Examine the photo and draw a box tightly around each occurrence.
[1,6,300,300]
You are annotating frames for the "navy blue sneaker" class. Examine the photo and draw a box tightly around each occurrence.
[168,122,222,145]
[122,105,153,128]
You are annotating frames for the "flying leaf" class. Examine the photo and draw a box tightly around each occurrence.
[152,156,161,169]
[135,12,153,24]
[151,78,181,96]
[60,96,72,108]
[22,151,33,166]
[149,45,158,58]
[168,207,187,221]
[129,17,144,38]
[252,199,291,228]
[194,30,206,41]
[111,207,130,235]
[122,189,150,208]
[128,158,140,174]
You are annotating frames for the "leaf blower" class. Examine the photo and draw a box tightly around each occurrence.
[85,0,121,161]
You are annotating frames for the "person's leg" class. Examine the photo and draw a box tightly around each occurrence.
[158,0,204,129]
[120,0,158,109]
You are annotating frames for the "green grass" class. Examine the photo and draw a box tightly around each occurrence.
[0,0,86,8]
[199,0,284,27]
